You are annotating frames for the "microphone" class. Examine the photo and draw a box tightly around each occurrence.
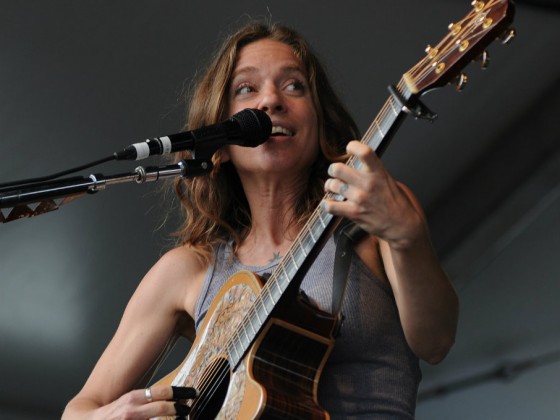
[114,108,272,161]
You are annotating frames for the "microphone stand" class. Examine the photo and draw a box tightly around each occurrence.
[0,158,213,223]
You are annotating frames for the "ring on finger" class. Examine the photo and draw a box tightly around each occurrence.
[145,387,153,403]
[340,182,349,195]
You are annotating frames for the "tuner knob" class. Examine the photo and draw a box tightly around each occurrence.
[448,23,461,35]
[454,73,468,91]
[425,44,438,59]
[500,28,516,45]
[477,50,490,69]
[471,1,485,12]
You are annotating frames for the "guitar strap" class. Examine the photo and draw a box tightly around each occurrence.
[332,220,367,337]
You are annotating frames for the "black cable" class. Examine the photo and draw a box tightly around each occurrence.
[0,154,116,192]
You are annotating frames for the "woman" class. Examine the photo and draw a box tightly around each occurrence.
[63,22,458,419]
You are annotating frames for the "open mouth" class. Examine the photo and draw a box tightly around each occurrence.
[270,126,294,137]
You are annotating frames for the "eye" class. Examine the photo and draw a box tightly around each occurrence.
[284,79,307,97]
[285,80,305,92]
[234,82,255,96]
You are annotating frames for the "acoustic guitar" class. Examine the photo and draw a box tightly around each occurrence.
[154,1,515,418]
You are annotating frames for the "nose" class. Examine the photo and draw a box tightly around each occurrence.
[258,83,285,114]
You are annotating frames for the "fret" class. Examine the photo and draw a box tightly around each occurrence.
[318,210,327,227]
[228,336,241,363]
[262,284,275,309]
[281,264,290,285]
[297,236,308,257]
[302,234,315,252]
[254,301,264,324]
[375,119,385,137]
[240,326,251,347]
[247,311,258,334]
[309,228,316,243]
[257,303,268,325]
[290,251,299,271]
[269,280,282,301]
[389,97,400,115]
[272,275,283,294]
[311,221,324,242]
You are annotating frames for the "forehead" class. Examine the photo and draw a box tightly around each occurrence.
[233,39,305,76]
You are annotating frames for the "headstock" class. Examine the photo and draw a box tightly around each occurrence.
[403,0,516,95]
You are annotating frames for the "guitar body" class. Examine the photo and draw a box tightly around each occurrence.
[155,270,336,419]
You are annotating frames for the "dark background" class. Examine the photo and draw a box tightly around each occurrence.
[1,1,559,418]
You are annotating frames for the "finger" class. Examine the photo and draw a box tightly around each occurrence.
[322,198,361,221]
[327,162,360,187]
[142,385,174,402]
[145,387,153,403]
[172,386,200,400]
[175,401,191,417]
[328,157,374,189]
[346,141,381,173]
[324,178,350,199]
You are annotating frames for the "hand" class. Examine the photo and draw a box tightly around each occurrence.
[323,141,424,249]
[97,386,196,420]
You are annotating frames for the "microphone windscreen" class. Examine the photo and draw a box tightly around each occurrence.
[232,109,272,147]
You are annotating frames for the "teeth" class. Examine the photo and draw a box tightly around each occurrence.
[271,126,293,136]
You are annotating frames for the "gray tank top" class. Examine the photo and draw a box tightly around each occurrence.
[194,236,421,419]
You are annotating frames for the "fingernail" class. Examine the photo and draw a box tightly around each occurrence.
[328,164,335,176]
[172,386,199,400]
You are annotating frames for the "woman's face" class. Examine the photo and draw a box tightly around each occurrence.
[224,39,319,178]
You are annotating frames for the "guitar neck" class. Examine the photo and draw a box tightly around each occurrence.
[226,81,413,369]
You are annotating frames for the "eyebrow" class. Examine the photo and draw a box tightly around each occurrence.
[231,64,307,81]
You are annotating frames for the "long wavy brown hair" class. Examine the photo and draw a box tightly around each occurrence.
[171,22,360,262]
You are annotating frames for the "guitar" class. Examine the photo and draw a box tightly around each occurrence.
[154,1,515,418]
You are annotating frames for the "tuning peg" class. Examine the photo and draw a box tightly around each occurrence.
[425,44,438,59]
[500,28,516,45]
[476,50,490,69]
[471,1,485,12]
[448,23,461,35]
[454,73,468,91]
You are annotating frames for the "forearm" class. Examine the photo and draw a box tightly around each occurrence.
[381,226,459,364]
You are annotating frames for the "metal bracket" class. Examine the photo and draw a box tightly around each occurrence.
[388,85,438,122]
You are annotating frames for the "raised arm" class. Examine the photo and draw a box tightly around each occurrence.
[324,140,458,364]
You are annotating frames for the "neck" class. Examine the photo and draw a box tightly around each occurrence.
[236,171,310,266]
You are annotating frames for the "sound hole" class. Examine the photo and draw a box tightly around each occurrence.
[190,357,230,419]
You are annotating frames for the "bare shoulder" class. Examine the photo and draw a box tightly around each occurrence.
[150,245,208,282]
[135,245,209,321]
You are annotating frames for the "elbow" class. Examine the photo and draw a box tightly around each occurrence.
[423,341,454,365]
[418,332,456,365]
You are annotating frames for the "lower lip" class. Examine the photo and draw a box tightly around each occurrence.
[269,135,291,141]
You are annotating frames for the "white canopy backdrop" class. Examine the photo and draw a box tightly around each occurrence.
[1,1,559,418]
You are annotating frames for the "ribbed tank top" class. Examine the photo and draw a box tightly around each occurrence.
[194,236,421,419]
